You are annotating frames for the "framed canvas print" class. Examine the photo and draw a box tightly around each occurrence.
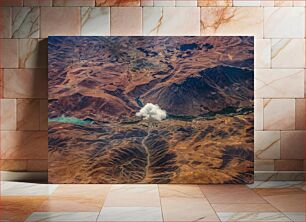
[48,36,254,184]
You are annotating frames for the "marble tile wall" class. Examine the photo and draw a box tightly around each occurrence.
[0,0,304,178]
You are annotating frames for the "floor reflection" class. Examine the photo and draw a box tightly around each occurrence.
[0,181,304,221]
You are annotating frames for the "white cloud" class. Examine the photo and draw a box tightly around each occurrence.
[136,103,167,121]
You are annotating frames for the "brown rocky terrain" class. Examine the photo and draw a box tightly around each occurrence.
[48,36,254,184]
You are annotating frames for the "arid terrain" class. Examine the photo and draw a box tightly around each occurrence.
[48,36,254,184]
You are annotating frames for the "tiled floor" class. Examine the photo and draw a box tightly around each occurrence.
[0,181,305,222]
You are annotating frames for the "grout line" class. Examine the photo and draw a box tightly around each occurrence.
[38,6,41,39]
[198,185,222,222]
[157,184,165,222]
[203,184,296,221]
[256,192,294,221]
[109,6,112,35]
[95,184,112,221]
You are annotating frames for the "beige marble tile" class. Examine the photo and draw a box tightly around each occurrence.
[0,99,16,130]
[81,7,110,36]
[264,7,305,38]
[233,0,260,6]
[0,69,3,98]
[198,0,232,6]
[272,39,305,68]
[275,159,304,171]
[3,69,48,99]
[141,0,153,6]
[295,99,305,130]
[103,185,160,207]
[248,181,304,188]
[256,188,305,212]
[110,7,142,36]
[0,7,11,38]
[280,130,304,159]
[260,0,274,6]
[153,0,175,6]
[176,0,197,6]
[19,39,48,68]
[19,39,38,68]
[255,99,263,130]
[284,212,305,222]
[0,0,22,6]
[24,0,52,6]
[40,99,48,130]
[0,159,27,171]
[1,131,48,159]
[52,184,111,198]
[200,7,263,38]
[41,7,80,38]
[255,131,280,160]
[159,184,203,198]
[161,197,219,221]
[96,0,140,6]
[254,160,274,171]
[255,188,304,197]
[256,69,304,98]
[263,99,295,130]
[143,7,200,35]
[293,0,305,6]
[254,171,304,181]
[17,99,40,130]
[38,196,104,212]
[255,39,271,68]
[0,39,18,68]
[200,185,266,204]
[1,181,58,196]
[274,0,293,6]
[212,203,278,212]
[0,196,47,221]
[53,0,95,6]
[12,7,39,38]
[39,187,107,213]
[27,159,48,171]
[217,212,291,221]
[304,70,306,98]
[98,207,163,221]
[26,212,99,221]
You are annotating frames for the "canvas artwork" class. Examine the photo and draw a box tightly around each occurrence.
[48,36,254,184]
